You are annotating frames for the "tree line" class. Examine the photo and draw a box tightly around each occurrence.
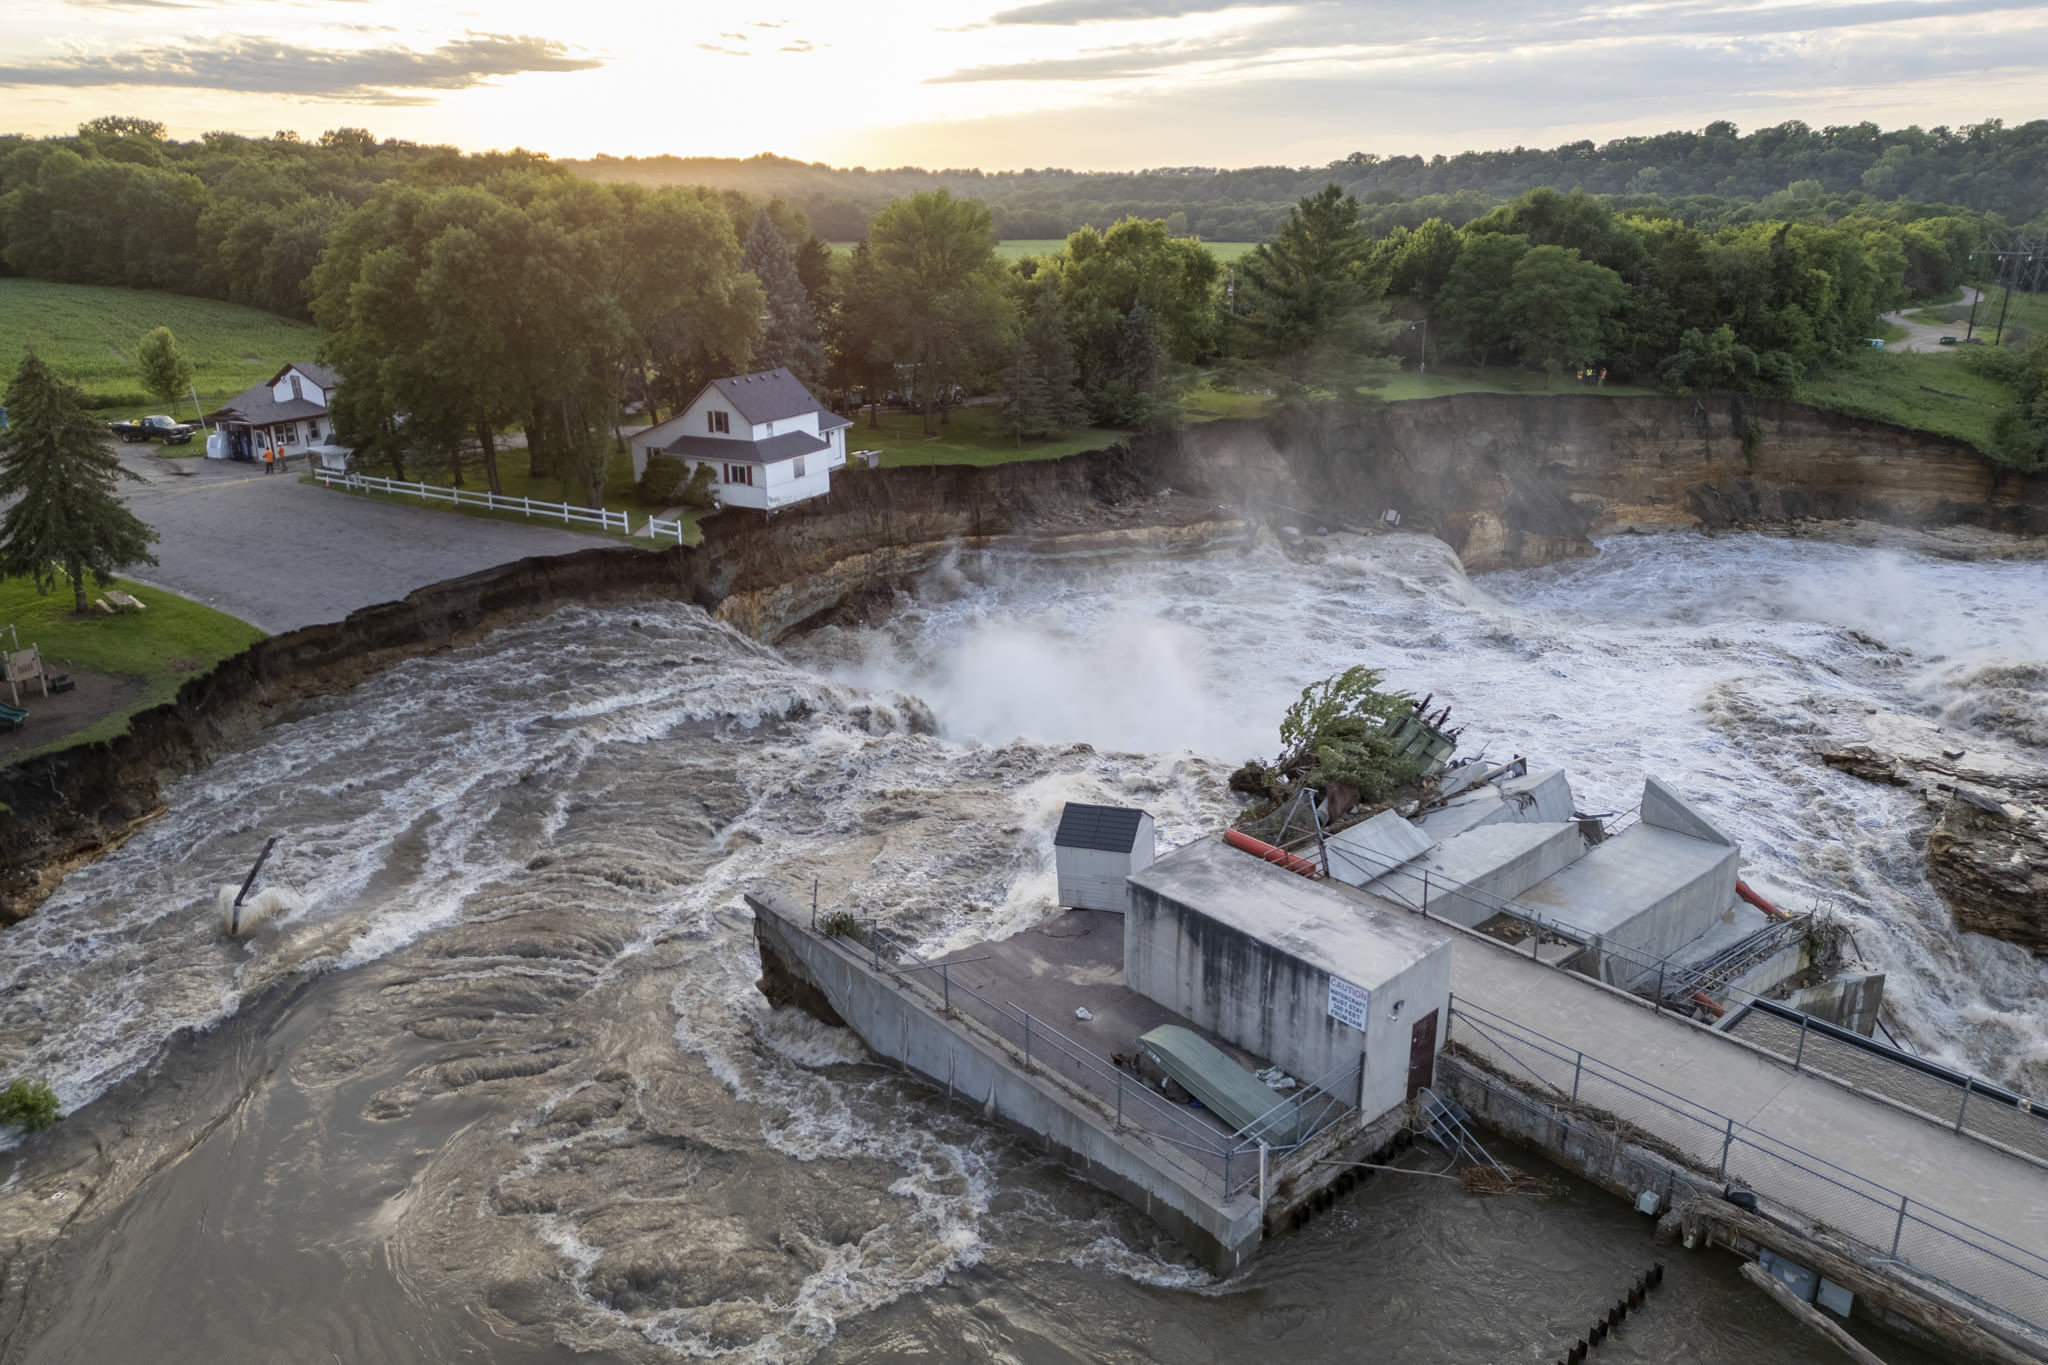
[567,117,2048,242]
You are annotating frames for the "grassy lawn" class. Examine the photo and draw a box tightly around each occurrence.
[0,575,267,753]
[1183,365,1656,420]
[313,444,706,545]
[1795,348,2013,452]
[847,404,1130,467]
[0,279,320,415]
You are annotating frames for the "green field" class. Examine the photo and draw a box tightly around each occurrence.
[0,575,267,757]
[0,279,320,415]
[1796,348,2014,453]
[1182,365,1656,419]
[845,404,1129,466]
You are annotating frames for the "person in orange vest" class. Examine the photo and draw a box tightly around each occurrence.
[262,445,274,474]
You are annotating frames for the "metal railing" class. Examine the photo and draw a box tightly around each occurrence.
[1313,824,2048,1161]
[315,470,631,534]
[1446,995,2048,1337]
[807,909,1358,1200]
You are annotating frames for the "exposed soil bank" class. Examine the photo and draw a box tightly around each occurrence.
[4,395,2043,923]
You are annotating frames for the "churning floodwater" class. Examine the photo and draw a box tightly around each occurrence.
[0,529,2038,1363]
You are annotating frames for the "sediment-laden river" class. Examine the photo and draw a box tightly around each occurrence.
[0,529,2037,1362]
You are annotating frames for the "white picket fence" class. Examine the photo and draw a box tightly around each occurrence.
[317,470,631,534]
[642,516,689,544]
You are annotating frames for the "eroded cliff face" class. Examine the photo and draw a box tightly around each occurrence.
[1179,394,2048,572]
[4,396,2043,925]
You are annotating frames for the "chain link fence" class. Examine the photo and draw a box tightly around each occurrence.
[1447,997,2048,1337]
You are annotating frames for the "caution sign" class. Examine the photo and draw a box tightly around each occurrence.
[1327,975,1370,1033]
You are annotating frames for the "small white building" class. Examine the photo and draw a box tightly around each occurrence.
[630,368,851,512]
[206,362,348,467]
[1053,803,1155,912]
[1125,837,1452,1117]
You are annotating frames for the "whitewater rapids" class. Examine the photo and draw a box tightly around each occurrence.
[0,528,2033,1363]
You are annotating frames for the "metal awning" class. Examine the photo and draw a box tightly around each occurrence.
[1139,1025,1302,1145]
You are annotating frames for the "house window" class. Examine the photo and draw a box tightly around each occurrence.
[708,410,730,434]
[792,456,805,479]
[722,464,753,486]
[290,373,303,400]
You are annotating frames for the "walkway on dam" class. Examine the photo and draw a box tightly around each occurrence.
[1439,928,2048,1269]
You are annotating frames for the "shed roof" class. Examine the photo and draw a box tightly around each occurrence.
[1130,836,1448,988]
[1054,803,1149,853]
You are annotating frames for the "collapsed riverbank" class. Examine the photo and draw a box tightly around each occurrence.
[4,395,2044,925]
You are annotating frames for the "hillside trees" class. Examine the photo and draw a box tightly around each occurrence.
[1500,245,1629,379]
[0,352,159,612]
[999,276,1086,441]
[867,189,1011,435]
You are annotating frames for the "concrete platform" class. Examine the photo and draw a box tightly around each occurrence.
[1515,823,1737,981]
[1414,767,1573,840]
[1360,820,1586,928]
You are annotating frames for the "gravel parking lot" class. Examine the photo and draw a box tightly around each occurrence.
[116,450,626,633]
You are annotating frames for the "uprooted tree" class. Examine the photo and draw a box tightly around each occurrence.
[1230,666,1420,817]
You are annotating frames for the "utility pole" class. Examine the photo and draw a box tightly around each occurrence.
[1970,231,2045,347]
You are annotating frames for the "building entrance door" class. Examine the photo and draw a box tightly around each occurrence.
[1406,1009,1439,1100]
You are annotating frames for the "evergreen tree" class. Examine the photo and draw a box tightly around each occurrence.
[0,352,159,612]
[1093,302,1177,429]
[1230,184,1398,405]
[741,210,826,387]
[1001,280,1085,440]
[135,326,193,407]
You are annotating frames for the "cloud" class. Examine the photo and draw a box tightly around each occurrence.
[781,40,817,52]
[986,0,1257,20]
[0,33,600,102]
[939,0,2048,83]
[698,43,750,55]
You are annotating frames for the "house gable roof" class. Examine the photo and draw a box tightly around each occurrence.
[661,430,829,466]
[706,368,828,424]
[264,361,340,392]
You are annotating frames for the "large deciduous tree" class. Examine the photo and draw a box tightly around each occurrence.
[1228,184,1396,405]
[867,189,1012,435]
[0,351,159,612]
[1501,244,1629,381]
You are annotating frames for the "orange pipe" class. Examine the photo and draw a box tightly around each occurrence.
[1224,828,1320,878]
[1690,991,1727,1019]
[1736,880,1788,920]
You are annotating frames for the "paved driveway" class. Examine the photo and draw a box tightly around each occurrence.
[1880,286,1982,353]
[116,453,623,633]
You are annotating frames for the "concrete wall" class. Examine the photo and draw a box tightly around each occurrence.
[747,890,1265,1273]
[1123,879,1450,1112]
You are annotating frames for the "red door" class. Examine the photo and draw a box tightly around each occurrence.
[1406,1009,1439,1100]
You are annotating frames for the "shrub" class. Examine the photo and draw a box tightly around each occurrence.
[0,1078,61,1133]
[820,910,865,942]
[679,462,719,508]
[641,454,688,503]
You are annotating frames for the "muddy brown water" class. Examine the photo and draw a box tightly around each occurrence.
[1,531,2037,1361]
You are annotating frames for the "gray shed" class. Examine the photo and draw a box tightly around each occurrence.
[1054,803,1155,911]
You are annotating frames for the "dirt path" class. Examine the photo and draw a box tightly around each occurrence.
[1881,286,1981,353]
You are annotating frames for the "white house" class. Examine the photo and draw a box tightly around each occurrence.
[630,368,851,512]
[205,362,350,469]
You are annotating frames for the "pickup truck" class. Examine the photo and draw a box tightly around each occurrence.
[109,415,197,444]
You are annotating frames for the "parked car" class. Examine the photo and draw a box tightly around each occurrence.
[109,415,197,444]
[1939,336,1959,346]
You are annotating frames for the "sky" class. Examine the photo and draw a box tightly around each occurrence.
[2,0,2045,169]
